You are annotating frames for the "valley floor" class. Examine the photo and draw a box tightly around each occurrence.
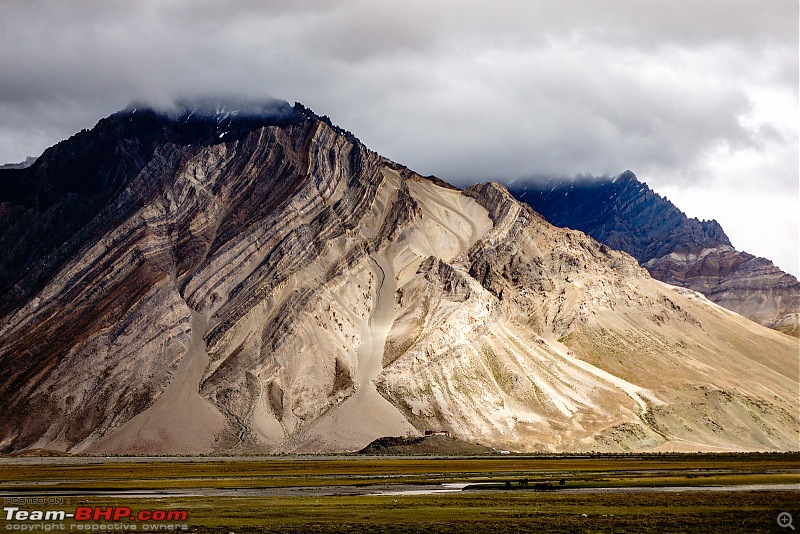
[1,453,797,532]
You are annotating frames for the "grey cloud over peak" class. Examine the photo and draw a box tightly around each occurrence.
[0,0,796,275]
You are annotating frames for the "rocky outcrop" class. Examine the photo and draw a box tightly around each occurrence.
[508,172,800,335]
[0,105,797,455]
[644,246,800,335]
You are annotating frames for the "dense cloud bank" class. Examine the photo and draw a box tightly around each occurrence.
[0,0,796,274]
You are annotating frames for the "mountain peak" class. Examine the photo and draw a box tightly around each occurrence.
[614,169,638,183]
[4,99,360,206]
[507,173,732,262]
[147,97,297,120]
[116,98,362,146]
[110,98,310,144]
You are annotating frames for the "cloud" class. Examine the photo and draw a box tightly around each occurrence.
[0,0,796,274]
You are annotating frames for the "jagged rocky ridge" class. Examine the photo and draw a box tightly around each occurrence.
[0,104,797,454]
[507,172,800,336]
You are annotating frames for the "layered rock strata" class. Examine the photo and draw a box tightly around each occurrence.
[0,106,797,454]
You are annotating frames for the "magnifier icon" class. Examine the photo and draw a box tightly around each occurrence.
[778,512,795,530]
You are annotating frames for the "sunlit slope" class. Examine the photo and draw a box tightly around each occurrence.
[378,183,799,452]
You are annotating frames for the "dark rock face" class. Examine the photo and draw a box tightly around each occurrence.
[508,172,800,335]
[507,171,730,263]
[0,100,310,315]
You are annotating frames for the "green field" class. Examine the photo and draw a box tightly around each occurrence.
[1,453,798,532]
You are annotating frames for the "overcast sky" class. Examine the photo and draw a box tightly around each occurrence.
[1,0,797,276]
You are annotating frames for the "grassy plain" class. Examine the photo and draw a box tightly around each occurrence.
[47,491,798,533]
[1,453,798,532]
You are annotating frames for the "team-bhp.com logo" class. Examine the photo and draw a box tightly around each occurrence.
[4,506,189,530]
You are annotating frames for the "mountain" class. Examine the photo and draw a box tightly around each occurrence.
[0,103,797,455]
[507,172,800,337]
